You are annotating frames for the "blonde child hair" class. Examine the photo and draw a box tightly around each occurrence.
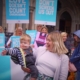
[47,32,68,55]
[20,34,31,43]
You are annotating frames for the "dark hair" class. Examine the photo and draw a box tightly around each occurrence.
[73,35,80,47]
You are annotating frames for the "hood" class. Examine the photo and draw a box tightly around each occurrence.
[73,30,80,38]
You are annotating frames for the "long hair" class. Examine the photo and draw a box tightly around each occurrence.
[73,35,80,48]
[47,32,68,55]
[61,32,67,38]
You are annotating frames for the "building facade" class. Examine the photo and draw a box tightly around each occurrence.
[1,0,80,34]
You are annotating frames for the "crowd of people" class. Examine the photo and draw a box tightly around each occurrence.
[0,25,80,80]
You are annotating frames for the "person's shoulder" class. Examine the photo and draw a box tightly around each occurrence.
[33,46,46,54]
[61,54,69,61]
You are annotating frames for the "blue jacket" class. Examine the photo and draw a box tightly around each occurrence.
[70,30,80,71]
[70,43,80,71]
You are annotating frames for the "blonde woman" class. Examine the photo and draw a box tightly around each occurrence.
[41,26,48,34]
[6,27,23,47]
[22,32,69,80]
[14,27,23,36]
[37,25,43,32]
[61,32,68,42]
[61,32,71,56]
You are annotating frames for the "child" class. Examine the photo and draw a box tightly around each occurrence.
[2,34,38,80]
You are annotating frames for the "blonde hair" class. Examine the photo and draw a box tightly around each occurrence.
[37,24,42,27]
[20,34,31,43]
[0,26,4,33]
[61,32,67,37]
[14,27,23,36]
[41,26,48,33]
[37,25,43,32]
[47,32,68,55]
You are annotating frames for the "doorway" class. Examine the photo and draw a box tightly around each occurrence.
[59,11,72,34]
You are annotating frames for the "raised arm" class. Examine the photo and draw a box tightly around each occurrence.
[2,48,18,56]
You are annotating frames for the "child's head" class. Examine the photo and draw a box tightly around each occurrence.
[20,34,31,49]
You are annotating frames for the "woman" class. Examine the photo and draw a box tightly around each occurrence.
[61,32,71,57]
[69,30,80,80]
[37,25,43,32]
[34,26,48,48]
[22,32,69,80]
[41,26,48,34]
[6,27,23,47]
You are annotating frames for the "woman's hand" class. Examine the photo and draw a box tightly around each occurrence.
[21,66,31,73]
